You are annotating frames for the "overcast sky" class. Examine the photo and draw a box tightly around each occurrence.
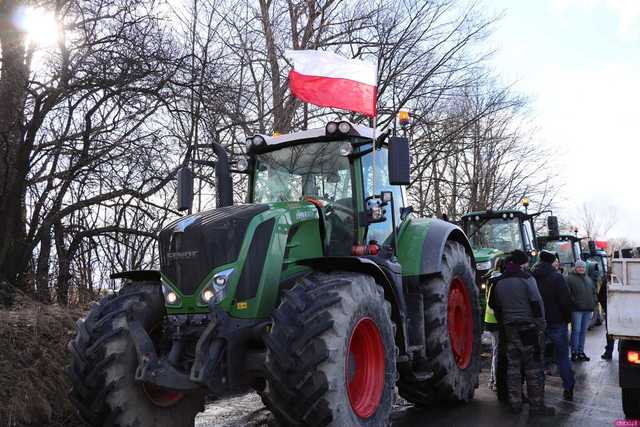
[485,0,639,240]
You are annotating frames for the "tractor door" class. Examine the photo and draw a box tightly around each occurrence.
[358,146,405,245]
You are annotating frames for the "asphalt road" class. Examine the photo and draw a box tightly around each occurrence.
[196,324,626,426]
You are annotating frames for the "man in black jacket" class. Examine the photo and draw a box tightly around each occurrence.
[490,250,556,416]
[531,250,575,400]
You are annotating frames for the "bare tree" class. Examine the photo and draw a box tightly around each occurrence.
[573,201,618,239]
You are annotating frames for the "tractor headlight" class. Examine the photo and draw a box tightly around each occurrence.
[339,142,352,156]
[530,249,538,257]
[236,157,249,172]
[162,280,181,306]
[202,289,215,303]
[253,135,266,147]
[246,135,266,152]
[338,121,352,134]
[200,268,234,305]
[326,121,338,134]
[476,260,492,271]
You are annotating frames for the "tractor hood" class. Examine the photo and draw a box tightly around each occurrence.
[159,204,270,295]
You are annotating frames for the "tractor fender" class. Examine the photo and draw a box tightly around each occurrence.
[398,218,475,277]
[296,256,409,354]
[110,270,161,282]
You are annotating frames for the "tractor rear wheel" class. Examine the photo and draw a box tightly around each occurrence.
[66,283,204,427]
[399,240,481,405]
[261,272,396,426]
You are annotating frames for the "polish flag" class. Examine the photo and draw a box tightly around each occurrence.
[285,50,377,117]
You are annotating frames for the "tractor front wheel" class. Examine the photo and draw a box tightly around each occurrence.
[66,283,204,427]
[399,240,481,405]
[261,272,397,426]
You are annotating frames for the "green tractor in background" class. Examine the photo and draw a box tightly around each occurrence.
[537,227,582,272]
[461,206,546,285]
[581,241,609,279]
[67,121,482,426]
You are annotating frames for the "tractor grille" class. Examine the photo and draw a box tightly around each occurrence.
[159,204,269,295]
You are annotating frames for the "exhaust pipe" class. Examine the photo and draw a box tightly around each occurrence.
[212,142,233,208]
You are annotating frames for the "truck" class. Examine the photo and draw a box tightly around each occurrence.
[67,121,482,426]
[607,255,640,420]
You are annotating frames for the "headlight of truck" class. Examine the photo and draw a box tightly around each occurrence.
[201,268,234,305]
[476,261,492,271]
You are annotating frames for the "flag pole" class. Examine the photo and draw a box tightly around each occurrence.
[371,114,377,197]
[371,57,379,197]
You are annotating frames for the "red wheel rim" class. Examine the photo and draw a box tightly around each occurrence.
[448,277,473,369]
[346,317,385,419]
[142,382,185,407]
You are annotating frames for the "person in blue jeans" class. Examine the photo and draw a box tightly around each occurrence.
[532,250,575,400]
[566,260,597,361]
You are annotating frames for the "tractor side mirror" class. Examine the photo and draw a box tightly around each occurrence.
[547,215,560,240]
[388,136,410,185]
[588,240,597,254]
[177,167,193,212]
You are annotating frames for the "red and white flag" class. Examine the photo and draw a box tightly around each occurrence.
[285,50,377,117]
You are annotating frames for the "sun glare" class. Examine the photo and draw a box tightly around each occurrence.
[12,6,60,47]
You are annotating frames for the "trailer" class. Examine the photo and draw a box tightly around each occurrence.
[608,257,640,420]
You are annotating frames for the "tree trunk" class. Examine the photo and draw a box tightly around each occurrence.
[35,227,52,303]
[0,0,31,289]
[54,222,71,305]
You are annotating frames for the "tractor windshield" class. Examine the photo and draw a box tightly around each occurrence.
[543,240,575,266]
[467,218,524,253]
[253,141,352,204]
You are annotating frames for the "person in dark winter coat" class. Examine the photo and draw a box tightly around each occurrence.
[489,250,555,416]
[598,273,617,360]
[566,260,597,361]
[484,257,506,391]
[531,250,575,401]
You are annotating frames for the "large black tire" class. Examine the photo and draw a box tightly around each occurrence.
[399,240,481,405]
[622,388,640,419]
[261,272,397,426]
[67,283,204,427]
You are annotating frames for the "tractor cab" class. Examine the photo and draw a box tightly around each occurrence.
[245,121,409,257]
[462,209,538,275]
[538,234,582,271]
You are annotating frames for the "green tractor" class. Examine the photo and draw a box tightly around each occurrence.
[537,234,582,272]
[67,121,481,426]
[461,208,544,284]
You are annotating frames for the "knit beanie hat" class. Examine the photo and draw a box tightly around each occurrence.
[507,249,529,265]
[540,250,557,264]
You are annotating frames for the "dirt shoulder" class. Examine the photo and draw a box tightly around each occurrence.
[0,294,84,427]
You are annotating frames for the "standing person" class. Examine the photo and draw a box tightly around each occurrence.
[599,272,616,360]
[532,250,575,401]
[587,262,603,329]
[485,258,505,391]
[489,250,556,416]
[566,260,597,361]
